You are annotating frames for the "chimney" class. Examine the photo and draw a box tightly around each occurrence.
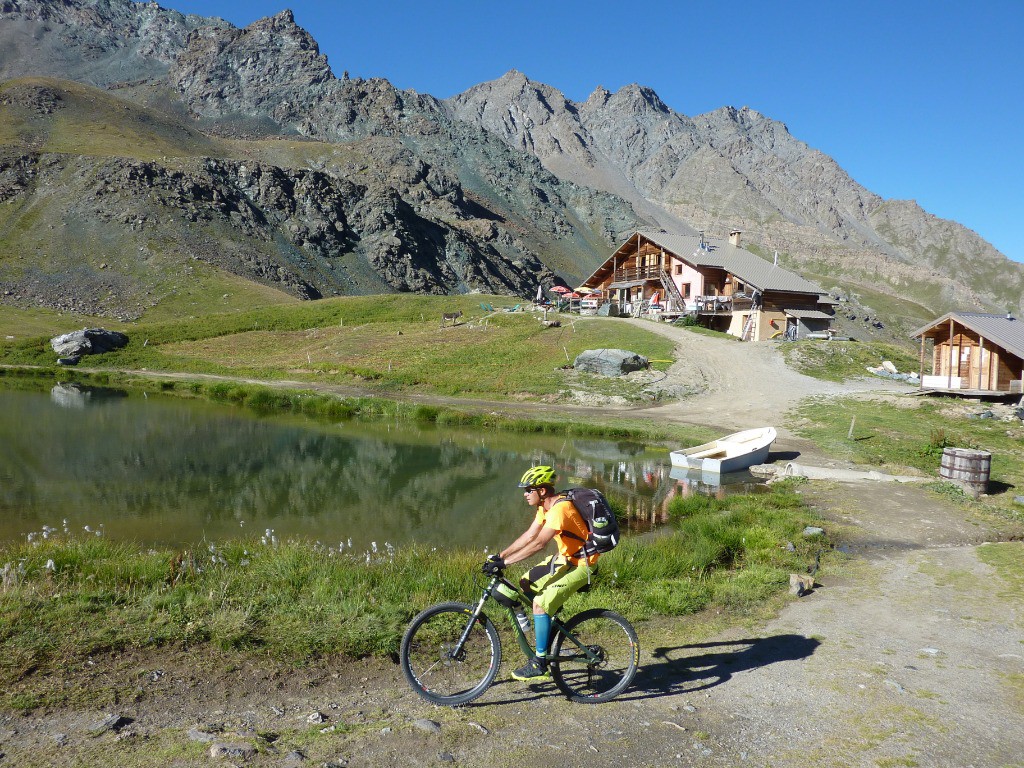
[729,230,742,247]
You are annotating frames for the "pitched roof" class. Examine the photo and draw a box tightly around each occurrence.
[912,312,1024,359]
[633,230,825,295]
[784,308,835,320]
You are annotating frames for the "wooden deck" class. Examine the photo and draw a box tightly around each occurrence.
[917,387,1020,399]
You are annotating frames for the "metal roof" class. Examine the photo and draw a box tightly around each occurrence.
[784,309,834,320]
[911,312,1024,359]
[634,230,825,295]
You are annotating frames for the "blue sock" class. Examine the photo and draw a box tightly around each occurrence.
[533,612,551,658]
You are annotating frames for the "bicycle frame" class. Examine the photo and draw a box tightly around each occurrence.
[451,573,603,666]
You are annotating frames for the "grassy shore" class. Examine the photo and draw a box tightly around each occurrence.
[0,482,825,711]
[791,395,1024,521]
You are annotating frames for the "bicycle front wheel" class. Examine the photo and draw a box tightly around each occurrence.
[400,602,501,706]
[549,608,639,703]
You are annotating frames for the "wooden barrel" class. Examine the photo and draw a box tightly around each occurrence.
[940,448,991,496]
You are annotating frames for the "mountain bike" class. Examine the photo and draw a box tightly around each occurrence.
[400,565,639,706]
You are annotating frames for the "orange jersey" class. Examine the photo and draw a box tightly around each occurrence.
[534,497,599,566]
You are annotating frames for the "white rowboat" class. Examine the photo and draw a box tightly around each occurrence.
[669,427,777,473]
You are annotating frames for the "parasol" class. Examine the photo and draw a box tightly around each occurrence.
[535,285,544,302]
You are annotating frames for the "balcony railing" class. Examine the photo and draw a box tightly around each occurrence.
[612,265,664,283]
[693,295,755,313]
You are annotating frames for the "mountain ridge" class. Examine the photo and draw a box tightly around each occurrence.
[0,0,1019,339]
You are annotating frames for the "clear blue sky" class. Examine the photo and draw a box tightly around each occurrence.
[167,0,1023,263]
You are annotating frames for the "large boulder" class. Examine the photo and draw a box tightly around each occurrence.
[573,349,648,376]
[50,328,129,357]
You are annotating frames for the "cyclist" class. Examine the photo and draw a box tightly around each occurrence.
[483,465,599,681]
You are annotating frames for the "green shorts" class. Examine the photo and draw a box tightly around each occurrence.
[520,555,596,615]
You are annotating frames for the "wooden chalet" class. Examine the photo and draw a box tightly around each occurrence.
[912,312,1024,395]
[580,229,833,341]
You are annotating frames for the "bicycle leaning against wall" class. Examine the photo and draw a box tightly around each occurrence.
[400,562,639,706]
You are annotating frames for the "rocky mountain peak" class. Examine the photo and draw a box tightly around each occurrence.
[170,8,334,130]
[609,83,670,115]
[584,86,611,107]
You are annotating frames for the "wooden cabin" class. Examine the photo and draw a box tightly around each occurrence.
[580,229,833,341]
[912,312,1024,395]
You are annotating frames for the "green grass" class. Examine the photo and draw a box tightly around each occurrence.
[782,340,920,382]
[0,77,224,161]
[978,542,1024,609]
[0,304,126,340]
[0,483,823,707]
[791,396,1024,521]
[2,295,677,401]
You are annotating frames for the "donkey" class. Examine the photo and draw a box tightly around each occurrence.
[440,309,462,328]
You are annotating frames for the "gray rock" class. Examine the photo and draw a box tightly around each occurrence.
[50,328,128,357]
[210,742,257,760]
[884,679,906,694]
[88,713,129,736]
[574,349,649,377]
[802,526,825,538]
[413,718,442,734]
[188,726,218,742]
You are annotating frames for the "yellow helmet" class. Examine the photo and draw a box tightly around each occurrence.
[518,465,556,488]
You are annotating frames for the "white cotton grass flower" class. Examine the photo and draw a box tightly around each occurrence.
[45,559,55,571]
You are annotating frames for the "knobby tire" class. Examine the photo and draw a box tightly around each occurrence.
[400,602,501,707]
[549,608,639,703]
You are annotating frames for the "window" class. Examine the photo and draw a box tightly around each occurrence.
[675,264,683,275]
[680,283,691,298]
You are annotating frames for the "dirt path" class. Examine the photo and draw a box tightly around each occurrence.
[2,326,1022,767]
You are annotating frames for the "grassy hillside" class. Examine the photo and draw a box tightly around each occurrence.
[0,77,224,162]
[1,295,677,401]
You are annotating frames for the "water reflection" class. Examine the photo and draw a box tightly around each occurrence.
[1,387,764,549]
[50,382,128,409]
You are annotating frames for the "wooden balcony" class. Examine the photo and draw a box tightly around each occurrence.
[612,265,664,283]
[694,295,755,314]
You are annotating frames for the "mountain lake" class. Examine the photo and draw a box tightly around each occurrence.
[0,383,763,551]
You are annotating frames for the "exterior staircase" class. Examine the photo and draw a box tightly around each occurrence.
[659,271,686,311]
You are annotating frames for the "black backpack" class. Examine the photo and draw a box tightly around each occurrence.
[560,487,620,557]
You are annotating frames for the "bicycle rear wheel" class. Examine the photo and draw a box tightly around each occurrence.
[549,608,638,703]
[400,602,501,706]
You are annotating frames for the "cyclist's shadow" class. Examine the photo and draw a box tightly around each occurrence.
[470,633,820,706]
[624,633,821,701]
